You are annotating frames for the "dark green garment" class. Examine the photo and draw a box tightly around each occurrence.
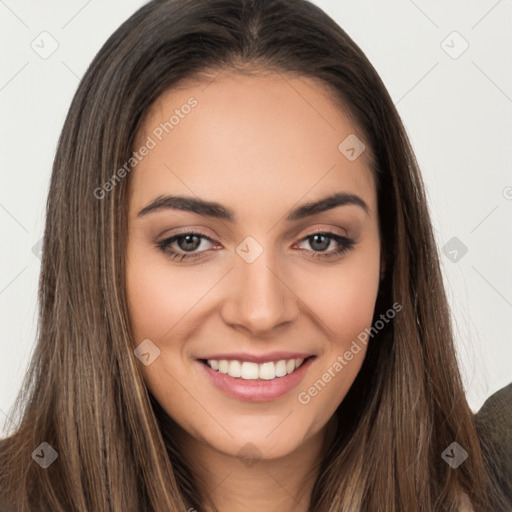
[473,381,512,510]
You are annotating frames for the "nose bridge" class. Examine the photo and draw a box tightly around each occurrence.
[221,240,295,334]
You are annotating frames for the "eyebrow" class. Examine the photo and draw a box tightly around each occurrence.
[137,192,369,221]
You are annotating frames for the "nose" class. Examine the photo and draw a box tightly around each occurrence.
[220,247,298,336]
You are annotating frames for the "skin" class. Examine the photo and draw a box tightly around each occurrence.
[126,70,381,512]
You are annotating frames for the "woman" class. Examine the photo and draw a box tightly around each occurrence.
[0,0,510,510]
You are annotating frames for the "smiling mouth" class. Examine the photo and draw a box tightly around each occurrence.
[199,356,315,381]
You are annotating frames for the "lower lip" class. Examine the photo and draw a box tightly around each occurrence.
[198,357,315,402]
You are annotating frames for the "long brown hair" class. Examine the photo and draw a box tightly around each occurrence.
[0,0,508,510]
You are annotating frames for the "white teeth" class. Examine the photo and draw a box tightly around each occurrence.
[241,362,259,380]
[275,360,287,377]
[259,362,275,380]
[206,357,307,380]
[218,360,229,374]
[228,360,242,378]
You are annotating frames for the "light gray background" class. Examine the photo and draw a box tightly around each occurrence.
[1,0,511,435]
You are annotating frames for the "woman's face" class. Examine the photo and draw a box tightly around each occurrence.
[126,71,381,460]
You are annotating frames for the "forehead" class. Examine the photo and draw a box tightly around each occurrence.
[129,71,376,219]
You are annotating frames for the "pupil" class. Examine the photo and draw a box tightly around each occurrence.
[179,235,200,251]
[311,234,329,251]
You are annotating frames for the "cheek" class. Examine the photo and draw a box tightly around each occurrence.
[126,258,172,343]
[126,245,209,343]
[296,282,377,430]
[326,269,379,346]
[125,251,201,417]
[301,242,381,345]
[296,244,380,406]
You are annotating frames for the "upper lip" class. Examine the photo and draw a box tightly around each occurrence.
[198,352,314,364]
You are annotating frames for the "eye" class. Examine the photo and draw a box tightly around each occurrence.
[156,231,218,262]
[156,230,356,262]
[295,231,356,259]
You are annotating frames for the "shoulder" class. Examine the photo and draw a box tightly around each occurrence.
[473,381,512,504]
[474,381,512,449]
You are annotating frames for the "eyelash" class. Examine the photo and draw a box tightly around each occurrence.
[156,230,356,262]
